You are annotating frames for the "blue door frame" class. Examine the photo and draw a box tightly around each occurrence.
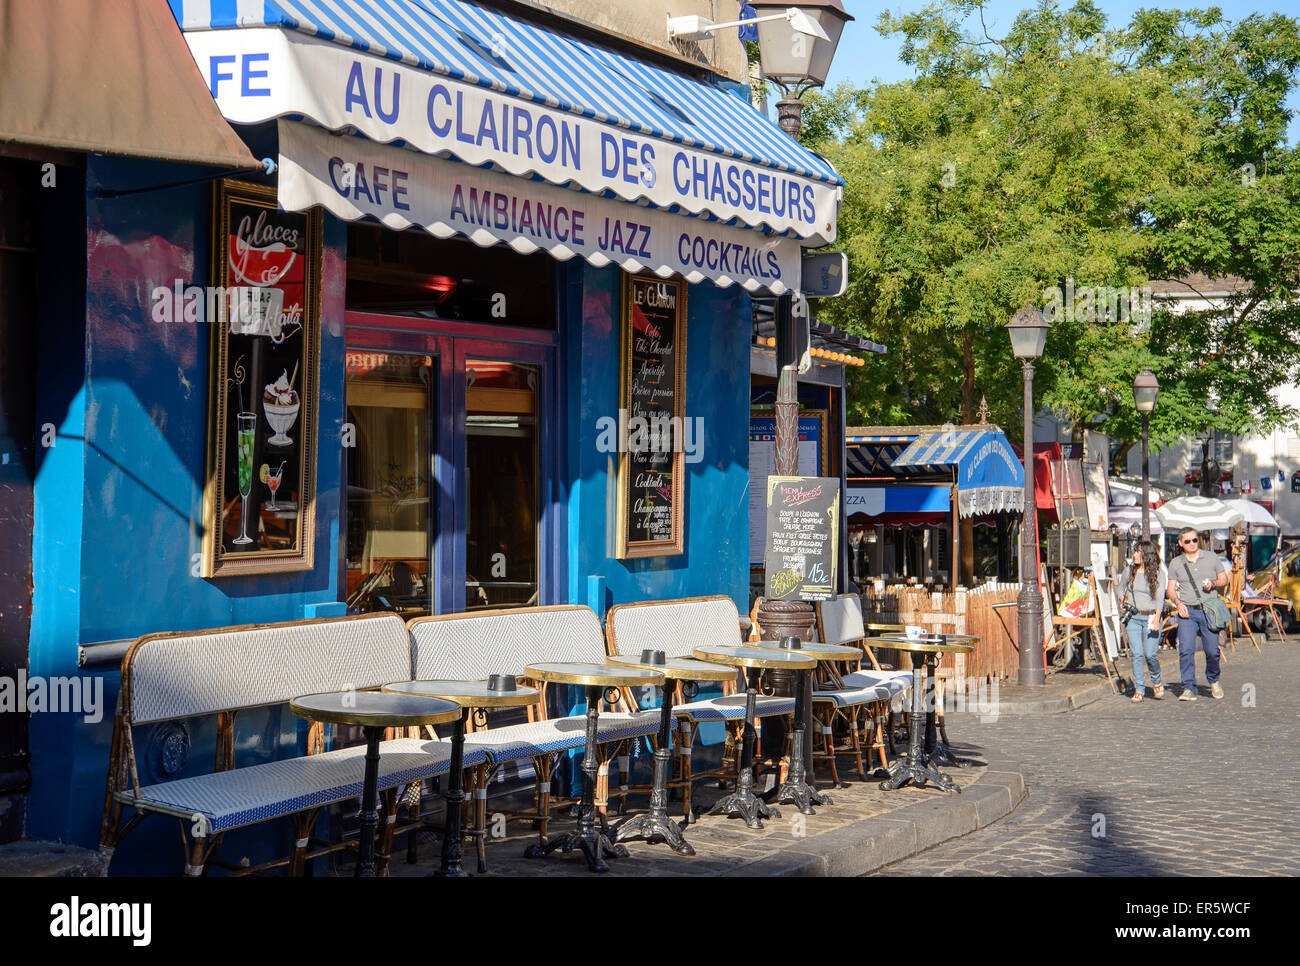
[344,313,563,613]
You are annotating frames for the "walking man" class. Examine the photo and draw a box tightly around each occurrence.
[1167,526,1228,701]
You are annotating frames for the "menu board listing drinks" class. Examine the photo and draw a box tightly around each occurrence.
[617,274,687,558]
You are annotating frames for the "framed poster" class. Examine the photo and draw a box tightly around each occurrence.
[748,410,828,564]
[201,179,322,577]
[616,273,687,558]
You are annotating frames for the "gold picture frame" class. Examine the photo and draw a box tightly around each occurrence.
[616,273,687,559]
[201,179,322,577]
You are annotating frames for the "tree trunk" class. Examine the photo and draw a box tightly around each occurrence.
[1111,439,1135,476]
[960,331,977,423]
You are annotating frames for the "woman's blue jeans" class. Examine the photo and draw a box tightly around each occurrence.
[1125,614,1162,692]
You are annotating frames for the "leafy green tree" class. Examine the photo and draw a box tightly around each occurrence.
[800,2,1300,458]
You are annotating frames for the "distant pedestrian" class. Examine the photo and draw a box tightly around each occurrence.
[1119,540,1166,701]
[1167,527,1228,701]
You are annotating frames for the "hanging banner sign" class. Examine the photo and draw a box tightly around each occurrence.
[278,121,800,293]
[184,28,839,244]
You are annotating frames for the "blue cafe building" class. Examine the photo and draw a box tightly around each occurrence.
[3,0,844,870]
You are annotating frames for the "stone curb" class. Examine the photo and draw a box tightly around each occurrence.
[718,763,1027,877]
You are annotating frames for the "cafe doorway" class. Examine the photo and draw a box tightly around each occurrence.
[341,227,560,616]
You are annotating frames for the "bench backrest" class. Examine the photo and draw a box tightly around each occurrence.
[605,595,742,659]
[408,605,605,679]
[816,594,866,646]
[122,613,412,725]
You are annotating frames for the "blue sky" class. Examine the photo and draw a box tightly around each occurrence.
[822,1,1300,143]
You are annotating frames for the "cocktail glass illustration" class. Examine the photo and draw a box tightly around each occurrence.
[267,461,285,510]
[233,412,256,546]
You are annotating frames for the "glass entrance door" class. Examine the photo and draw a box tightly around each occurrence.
[344,350,435,617]
[465,360,539,609]
[343,321,557,616]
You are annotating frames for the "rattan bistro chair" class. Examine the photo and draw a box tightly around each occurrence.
[407,606,658,871]
[604,595,796,823]
[813,595,912,778]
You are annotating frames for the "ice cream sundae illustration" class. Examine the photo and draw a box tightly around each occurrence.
[263,367,300,446]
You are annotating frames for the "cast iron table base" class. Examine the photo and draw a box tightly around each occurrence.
[614,685,693,854]
[709,668,782,828]
[767,666,831,814]
[524,684,629,872]
[880,652,960,794]
[923,656,974,769]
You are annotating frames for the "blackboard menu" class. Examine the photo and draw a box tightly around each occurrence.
[202,179,322,577]
[617,274,687,558]
[764,475,840,601]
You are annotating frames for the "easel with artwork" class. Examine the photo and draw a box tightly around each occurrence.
[1050,570,1119,692]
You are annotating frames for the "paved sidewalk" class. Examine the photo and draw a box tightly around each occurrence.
[371,741,1025,878]
[876,639,1300,876]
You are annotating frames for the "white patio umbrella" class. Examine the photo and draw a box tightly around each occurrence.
[1228,499,1279,529]
[1155,496,1245,531]
[1108,505,1165,534]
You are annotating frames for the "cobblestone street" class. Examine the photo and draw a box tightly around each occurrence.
[877,641,1300,876]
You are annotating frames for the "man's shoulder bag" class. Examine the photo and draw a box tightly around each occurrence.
[1182,557,1229,632]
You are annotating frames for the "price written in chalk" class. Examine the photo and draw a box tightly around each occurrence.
[763,475,840,602]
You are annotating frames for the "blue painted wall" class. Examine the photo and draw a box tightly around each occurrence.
[563,262,751,614]
[24,157,754,861]
[26,155,348,859]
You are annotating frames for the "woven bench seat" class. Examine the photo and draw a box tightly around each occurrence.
[132,738,482,835]
[102,613,434,876]
[673,693,795,721]
[464,710,660,764]
[814,670,912,707]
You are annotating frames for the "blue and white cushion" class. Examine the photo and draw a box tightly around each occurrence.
[672,694,795,722]
[463,710,660,764]
[134,738,482,833]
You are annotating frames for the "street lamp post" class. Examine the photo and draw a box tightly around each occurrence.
[1133,368,1160,542]
[1007,307,1050,686]
[738,0,851,648]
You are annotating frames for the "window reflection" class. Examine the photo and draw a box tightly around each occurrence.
[465,360,538,609]
[344,351,433,617]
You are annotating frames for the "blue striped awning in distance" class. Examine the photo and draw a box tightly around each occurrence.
[170,0,841,187]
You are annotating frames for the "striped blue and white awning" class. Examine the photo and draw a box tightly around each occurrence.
[170,0,842,251]
[892,428,1025,518]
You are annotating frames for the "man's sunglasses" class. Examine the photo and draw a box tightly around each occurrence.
[1181,537,1199,545]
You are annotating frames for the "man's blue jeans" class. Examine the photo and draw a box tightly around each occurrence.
[1125,614,1162,692]
[1176,605,1221,692]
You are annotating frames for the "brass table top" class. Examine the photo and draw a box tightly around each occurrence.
[290,691,461,728]
[605,654,737,682]
[381,679,541,709]
[871,635,976,655]
[691,644,817,670]
[750,640,863,662]
[524,662,664,687]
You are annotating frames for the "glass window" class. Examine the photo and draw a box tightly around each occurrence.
[344,351,433,617]
[345,225,555,328]
[465,360,538,609]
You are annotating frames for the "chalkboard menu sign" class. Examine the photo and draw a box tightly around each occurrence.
[616,274,687,558]
[201,179,322,577]
[763,475,840,601]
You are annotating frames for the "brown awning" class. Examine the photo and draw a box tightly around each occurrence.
[0,0,259,168]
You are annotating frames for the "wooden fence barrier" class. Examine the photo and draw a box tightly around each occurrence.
[860,582,1021,681]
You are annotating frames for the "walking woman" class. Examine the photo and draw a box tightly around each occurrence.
[1120,539,1167,701]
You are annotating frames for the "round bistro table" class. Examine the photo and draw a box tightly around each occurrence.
[290,690,460,877]
[869,636,975,793]
[522,662,663,872]
[605,652,736,855]
[382,679,540,877]
[875,633,978,769]
[752,639,865,812]
[691,645,816,829]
